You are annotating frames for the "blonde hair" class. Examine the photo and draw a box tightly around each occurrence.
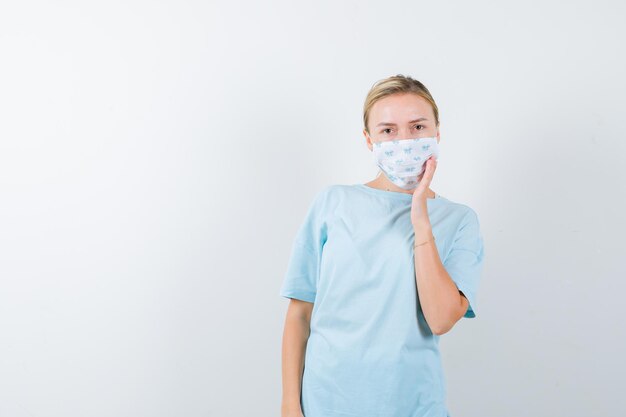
[363,74,440,134]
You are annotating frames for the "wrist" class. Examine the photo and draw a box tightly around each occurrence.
[413,222,432,241]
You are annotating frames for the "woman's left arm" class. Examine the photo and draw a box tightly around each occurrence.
[413,222,469,335]
[410,156,468,335]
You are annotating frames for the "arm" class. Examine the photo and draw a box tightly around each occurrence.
[281,298,313,416]
[413,222,468,335]
[409,158,479,333]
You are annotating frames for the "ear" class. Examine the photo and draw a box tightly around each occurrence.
[363,128,373,151]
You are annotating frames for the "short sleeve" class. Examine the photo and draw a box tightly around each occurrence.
[279,188,329,304]
[443,208,485,318]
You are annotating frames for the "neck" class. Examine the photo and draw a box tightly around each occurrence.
[365,174,436,199]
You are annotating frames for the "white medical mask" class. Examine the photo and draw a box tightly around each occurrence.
[371,136,440,190]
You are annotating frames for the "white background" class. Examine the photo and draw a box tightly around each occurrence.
[1,1,625,416]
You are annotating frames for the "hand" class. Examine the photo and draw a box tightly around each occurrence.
[411,155,437,227]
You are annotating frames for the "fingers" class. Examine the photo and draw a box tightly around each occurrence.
[420,157,437,182]
[414,156,437,196]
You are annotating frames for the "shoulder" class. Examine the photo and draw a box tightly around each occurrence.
[440,198,483,251]
[305,184,357,218]
[318,183,352,196]
[311,184,355,204]
[303,184,339,215]
[436,195,482,228]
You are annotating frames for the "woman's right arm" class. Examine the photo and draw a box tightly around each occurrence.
[281,298,313,417]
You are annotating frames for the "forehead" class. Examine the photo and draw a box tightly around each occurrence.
[370,93,433,122]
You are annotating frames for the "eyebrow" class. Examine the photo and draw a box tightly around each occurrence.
[376,118,428,127]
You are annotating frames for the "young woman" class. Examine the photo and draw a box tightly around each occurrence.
[280,74,485,417]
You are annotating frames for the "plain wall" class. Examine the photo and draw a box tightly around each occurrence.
[1,1,625,416]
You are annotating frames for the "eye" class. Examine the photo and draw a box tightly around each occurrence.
[381,128,392,134]
[414,124,425,130]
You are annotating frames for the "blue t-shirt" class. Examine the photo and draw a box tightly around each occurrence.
[280,183,485,417]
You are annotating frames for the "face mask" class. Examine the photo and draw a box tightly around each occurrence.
[371,136,440,190]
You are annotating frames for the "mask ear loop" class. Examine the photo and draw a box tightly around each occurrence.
[370,143,383,179]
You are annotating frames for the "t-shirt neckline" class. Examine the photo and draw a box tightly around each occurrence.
[354,183,444,202]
